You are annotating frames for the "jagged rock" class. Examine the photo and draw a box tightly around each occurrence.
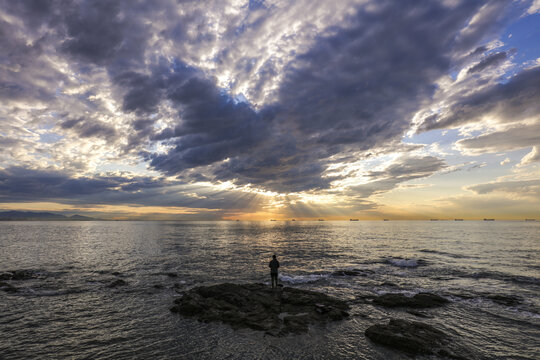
[365,319,467,359]
[373,292,449,308]
[170,283,349,335]
[107,279,128,288]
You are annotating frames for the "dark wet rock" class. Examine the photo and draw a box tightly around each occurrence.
[373,292,449,308]
[0,281,18,292]
[165,272,178,278]
[0,270,40,281]
[107,279,128,288]
[170,283,349,335]
[365,319,467,359]
[332,269,373,276]
[485,294,522,306]
[0,273,12,281]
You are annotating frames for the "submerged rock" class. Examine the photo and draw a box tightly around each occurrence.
[170,283,349,335]
[373,292,449,308]
[332,269,373,277]
[107,279,128,288]
[365,319,467,359]
[0,281,18,292]
[0,270,40,281]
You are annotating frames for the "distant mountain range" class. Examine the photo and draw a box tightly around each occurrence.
[0,211,100,221]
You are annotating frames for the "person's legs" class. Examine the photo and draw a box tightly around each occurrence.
[271,273,277,288]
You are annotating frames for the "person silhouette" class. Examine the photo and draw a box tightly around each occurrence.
[269,254,280,288]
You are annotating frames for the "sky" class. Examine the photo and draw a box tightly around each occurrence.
[0,0,539,220]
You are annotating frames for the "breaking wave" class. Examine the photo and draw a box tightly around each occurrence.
[385,258,426,268]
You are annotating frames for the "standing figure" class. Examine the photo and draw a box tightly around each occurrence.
[269,254,280,288]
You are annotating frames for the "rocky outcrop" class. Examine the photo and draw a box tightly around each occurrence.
[373,292,449,308]
[170,283,349,335]
[365,319,467,359]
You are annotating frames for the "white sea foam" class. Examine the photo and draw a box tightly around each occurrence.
[386,258,421,268]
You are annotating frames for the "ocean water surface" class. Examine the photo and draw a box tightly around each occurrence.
[0,220,539,359]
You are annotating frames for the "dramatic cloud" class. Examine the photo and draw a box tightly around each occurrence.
[348,155,446,198]
[467,179,540,198]
[137,0,489,192]
[456,122,540,155]
[467,51,508,74]
[0,166,261,213]
[419,67,540,131]
[0,0,538,218]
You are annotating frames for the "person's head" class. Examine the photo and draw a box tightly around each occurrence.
[272,254,276,259]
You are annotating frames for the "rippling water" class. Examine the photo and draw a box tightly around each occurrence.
[1,220,539,359]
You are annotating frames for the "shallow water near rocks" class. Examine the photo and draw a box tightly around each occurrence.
[1,220,539,359]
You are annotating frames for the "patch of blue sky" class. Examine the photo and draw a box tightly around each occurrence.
[502,13,540,64]
[404,129,460,147]
[248,0,266,11]
[234,93,248,104]
[39,132,64,143]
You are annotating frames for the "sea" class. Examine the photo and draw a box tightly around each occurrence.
[0,220,538,359]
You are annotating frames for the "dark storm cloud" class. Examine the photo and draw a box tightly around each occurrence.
[0,15,60,104]
[467,51,508,74]
[0,166,259,211]
[420,67,540,131]
[0,0,61,28]
[119,62,272,172]
[60,117,117,141]
[59,0,148,69]
[0,166,119,199]
[60,1,124,64]
[142,0,487,192]
[115,71,165,114]
[276,1,481,146]
[0,0,519,196]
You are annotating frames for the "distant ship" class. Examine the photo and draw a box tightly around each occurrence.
[525,219,535,222]
[454,219,464,221]
[318,219,324,221]
[383,219,389,221]
[349,219,359,221]
[430,219,439,221]
[270,219,276,221]
[483,218,495,221]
